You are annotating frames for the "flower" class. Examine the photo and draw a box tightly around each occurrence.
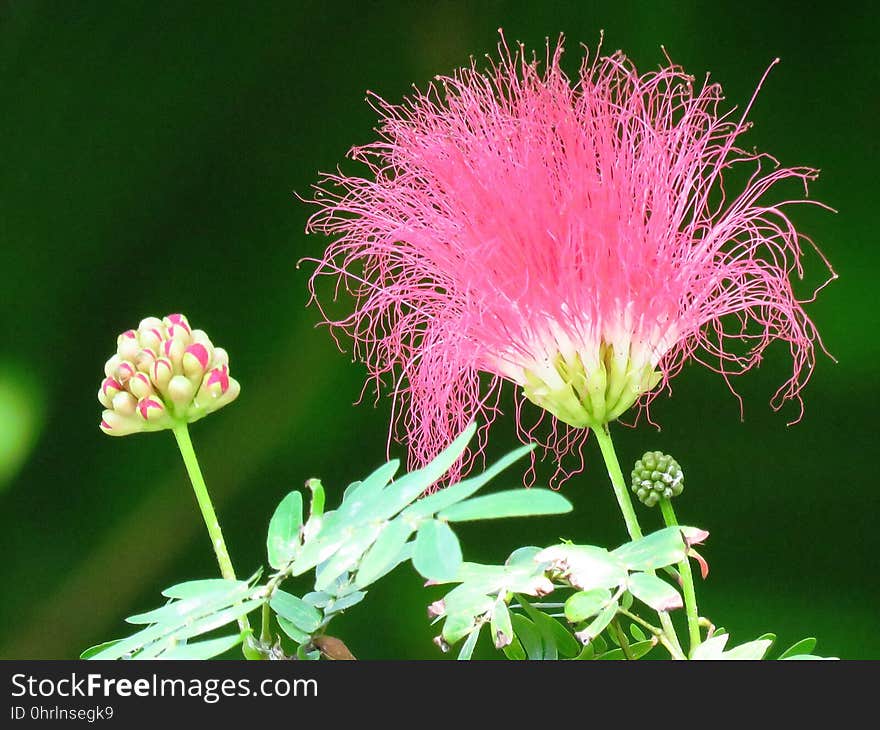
[306,35,832,484]
[98,314,240,436]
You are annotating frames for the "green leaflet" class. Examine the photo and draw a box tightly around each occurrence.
[413,520,463,581]
[438,489,572,522]
[270,590,323,633]
[266,490,304,570]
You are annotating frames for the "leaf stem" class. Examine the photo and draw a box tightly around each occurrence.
[261,602,272,645]
[592,423,643,540]
[619,608,685,660]
[659,498,701,656]
[611,619,634,660]
[171,423,260,659]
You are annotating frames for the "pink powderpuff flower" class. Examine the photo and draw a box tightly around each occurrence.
[305,35,834,486]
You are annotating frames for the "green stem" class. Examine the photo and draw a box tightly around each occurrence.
[171,424,260,659]
[592,423,643,541]
[618,608,685,660]
[172,425,238,580]
[592,422,685,658]
[659,498,701,656]
[611,619,634,660]
[261,602,273,645]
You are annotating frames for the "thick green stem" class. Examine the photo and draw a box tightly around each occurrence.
[261,602,273,645]
[660,498,701,656]
[172,424,259,659]
[592,423,685,658]
[592,423,643,541]
[172,425,238,580]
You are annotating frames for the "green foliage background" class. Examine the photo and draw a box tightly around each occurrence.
[0,1,877,658]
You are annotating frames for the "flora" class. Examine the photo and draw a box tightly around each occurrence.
[306,36,833,485]
[85,36,833,661]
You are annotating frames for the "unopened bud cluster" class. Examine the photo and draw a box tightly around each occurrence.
[630,451,683,507]
[98,314,240,436]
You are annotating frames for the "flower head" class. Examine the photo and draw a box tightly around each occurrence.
[306,36,832,484]
[98,314,239,436]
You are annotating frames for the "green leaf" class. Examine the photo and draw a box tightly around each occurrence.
[267,491,304,570]
[612,526,706,572]
[314,523,383,591]
[457,624,482,660]
[355,518,415,588]
[516,595,578,658]
[270,590,323,633]
[413,520,462,581]
[506,546,544,565]
[491,602,514,649]
[336,460,399,521]
[158,633,244,660]
[597,639,656,661]
[778,637,817,660]
[535,612,579,658]
[565,589,612,623]
[441,584,495,617]
[502,634,526,660]
[373,424,477,520]
[277,615,310,645]
[404,443,536,519]
[510,614,543,660]
[80,640,121,659]
[691,634,729,659]
[91,598,262,660]
[438,489,572,522]
[628,572,683,612]
[721,638,773,660]
[441,612,478,644]
[630,624,647,642]
[160,601,262,647]
[536,544,628,590]
[325,590,366,615]
[575,601,618,645]
[129,580,254,625]
[305,478,325,519]
[161,578,248,600]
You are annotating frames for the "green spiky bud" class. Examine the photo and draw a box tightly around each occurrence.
[630,451,683,507]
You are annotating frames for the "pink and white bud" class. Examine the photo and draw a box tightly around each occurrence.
[135,347,156,373]
[205,365,230,397]
[162,336,186,367]
[128,372,154,400]
[104,355,121,379]
[98,377,123,408]
[163,313,191,339]
[117,330,140,360]
[167,375,195,409]
[137,397,165,421]
[210,347,229,368]
[98,314,240,436]
[111,391,138,417]
[100,409,144,437]
[114,360,136,385]
[151,357,174,390]
[138,316,164,331]
[183,343,210,377]
[139,327,164,353]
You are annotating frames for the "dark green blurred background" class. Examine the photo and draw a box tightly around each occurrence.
[1,1,877,659]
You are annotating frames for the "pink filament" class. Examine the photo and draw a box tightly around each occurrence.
[306,35,833,486]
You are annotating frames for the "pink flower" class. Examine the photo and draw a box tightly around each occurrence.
[306,36,833,485]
